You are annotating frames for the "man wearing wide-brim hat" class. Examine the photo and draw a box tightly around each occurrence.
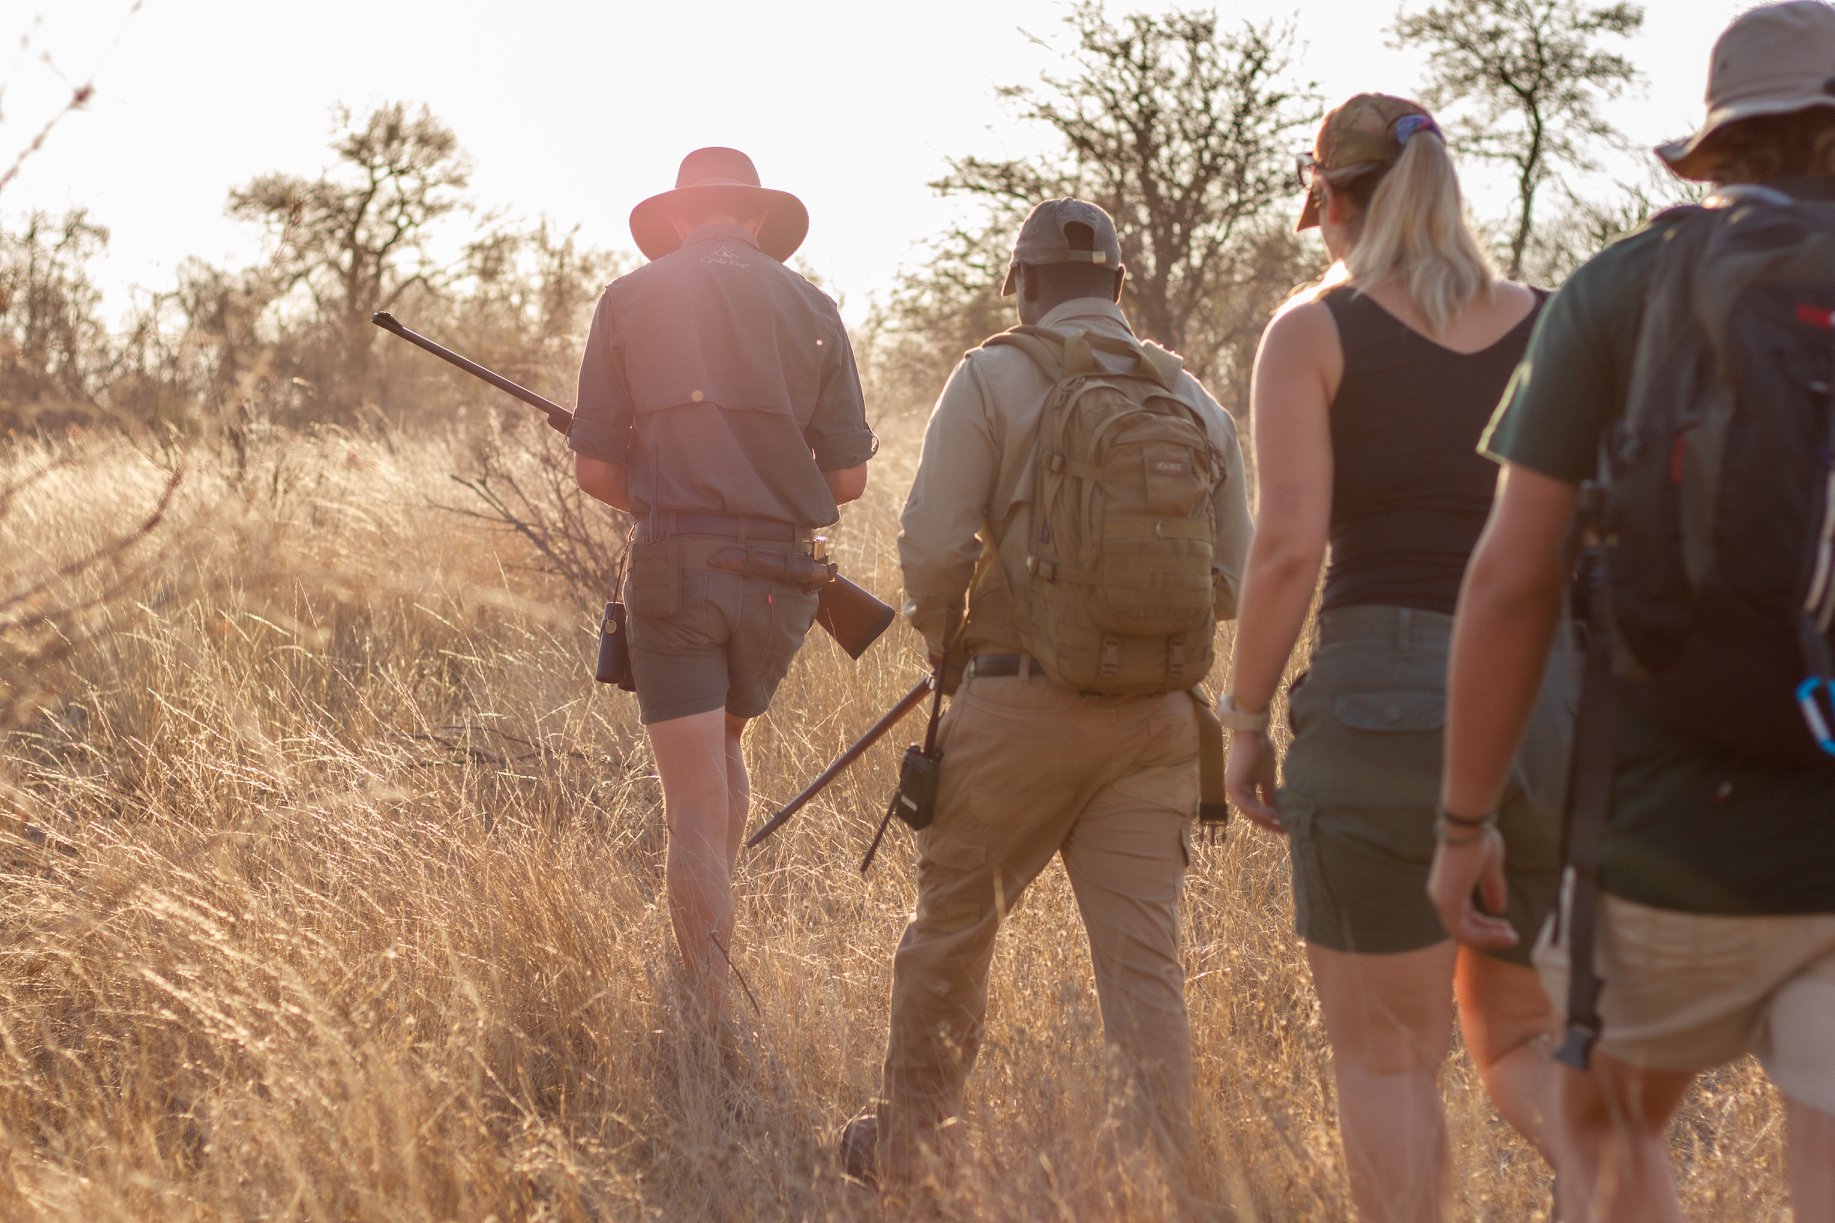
[572,147,876,1023]
[1427,3,1835,1218]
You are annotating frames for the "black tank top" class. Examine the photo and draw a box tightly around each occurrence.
[1320,285,1545,615]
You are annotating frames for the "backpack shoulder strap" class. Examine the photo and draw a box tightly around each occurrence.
[983,325,1067,379]
[1554,546,1623,1072]
[986,325,1185,389]
[986,326,1102,379]
[1071,330,1183,388]
[1619,205,1718,437]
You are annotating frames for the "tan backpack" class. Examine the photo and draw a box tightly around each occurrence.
[985,326,1223,695]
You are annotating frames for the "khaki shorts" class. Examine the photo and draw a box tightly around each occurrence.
[625,536,820,725]
[1536,887,1835,1112]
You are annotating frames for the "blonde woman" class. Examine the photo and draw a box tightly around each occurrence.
[1220,95,1577,1220]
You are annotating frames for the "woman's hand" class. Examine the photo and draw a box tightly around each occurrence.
[1226,729,1282,833]
[1426,831,1519,951]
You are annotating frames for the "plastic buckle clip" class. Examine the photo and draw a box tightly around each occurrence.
[1795,677,1835,757]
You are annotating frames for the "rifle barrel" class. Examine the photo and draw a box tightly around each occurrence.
[745,676,933,849]
[371,311,573,429]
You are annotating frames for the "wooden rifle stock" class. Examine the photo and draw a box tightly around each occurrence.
[818,573,897,660]
[746,676,932,848]
[372,310,896,659]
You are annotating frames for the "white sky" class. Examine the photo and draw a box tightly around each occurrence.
[1,0,1751,327]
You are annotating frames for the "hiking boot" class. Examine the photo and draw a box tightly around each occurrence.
[838,1112,879,1185]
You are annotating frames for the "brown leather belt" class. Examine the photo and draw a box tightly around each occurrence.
[967,653,1030,678]
[635,513,811,544]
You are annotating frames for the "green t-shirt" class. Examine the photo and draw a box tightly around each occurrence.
[1483,223,1835,915]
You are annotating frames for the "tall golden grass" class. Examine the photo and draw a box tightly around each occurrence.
[0,421,1789,1220]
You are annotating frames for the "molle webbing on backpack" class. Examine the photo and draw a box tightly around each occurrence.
[984,324,1223,696]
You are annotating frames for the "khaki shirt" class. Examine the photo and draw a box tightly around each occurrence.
[899,298,1253,658]
[570,223,876,528]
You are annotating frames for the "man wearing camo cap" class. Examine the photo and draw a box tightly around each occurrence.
[840,199,1252,1186]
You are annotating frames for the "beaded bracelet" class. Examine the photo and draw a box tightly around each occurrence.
[1434,805,1499,848]
[1434,822,1494,847]
[1436,805,1496,829]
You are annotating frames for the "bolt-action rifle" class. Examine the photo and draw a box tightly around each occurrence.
[745,675,932,849]
[371,311,897,660]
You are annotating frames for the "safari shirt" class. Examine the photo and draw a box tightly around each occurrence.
[1484,216,1835,916]
[899,298,1253,660]
[570,222,876,528]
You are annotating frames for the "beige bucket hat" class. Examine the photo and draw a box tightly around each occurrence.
[1658,1,1835,181]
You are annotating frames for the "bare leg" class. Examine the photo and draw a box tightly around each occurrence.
[1454,948,1557,1159]
[1555,1053,1692,1223]
[723,712,750,871]
[1786,1095,1835,1221]
[1307,941,1458,1222]
[648,707,740,1019]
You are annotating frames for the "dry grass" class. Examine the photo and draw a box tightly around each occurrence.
[0,421,1790,1220]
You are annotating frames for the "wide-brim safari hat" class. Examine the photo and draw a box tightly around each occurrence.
[628,147,809,262]
[1296,93,1440,231]
[1657,1,1835,181]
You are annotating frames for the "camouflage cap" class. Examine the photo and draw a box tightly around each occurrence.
[1297,93,1439,231]
[1001,198,1125,296]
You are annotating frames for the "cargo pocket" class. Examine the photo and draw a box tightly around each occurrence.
[1285,688,1446,812]
[627,537,683,619]
[914,832,991,927]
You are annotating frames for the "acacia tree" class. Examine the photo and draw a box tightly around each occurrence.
[0,209,111,429]
[229,102,470,417]
[934,3,1314,380]
[1391,0,1643,279]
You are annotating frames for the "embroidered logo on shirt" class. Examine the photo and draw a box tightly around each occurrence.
[702,243,751,269]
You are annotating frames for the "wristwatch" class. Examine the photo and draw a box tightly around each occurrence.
[1215,692,1271,733]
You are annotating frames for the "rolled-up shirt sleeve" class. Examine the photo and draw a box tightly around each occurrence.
[1207,402,1253,621]
[898,359,997,655]
[568,291,634,464]
[805,319,877,471]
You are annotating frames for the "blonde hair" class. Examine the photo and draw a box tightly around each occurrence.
[1336,134,1496,336]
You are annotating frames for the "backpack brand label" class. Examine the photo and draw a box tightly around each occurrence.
[1151,459,1189,476]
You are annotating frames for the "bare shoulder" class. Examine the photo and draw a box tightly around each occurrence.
[1493,279,1539,310]
[1259,295,1340,365]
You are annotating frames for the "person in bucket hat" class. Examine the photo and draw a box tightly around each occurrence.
[571,147,876,1026]
[1653,0,1835,181]
[1429,4,1835,1217]
[1225,89,1575,1219]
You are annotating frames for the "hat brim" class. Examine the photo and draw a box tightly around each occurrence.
[1295,186,1321,232]
[629,183,809,262]
[1657,95,1835,181]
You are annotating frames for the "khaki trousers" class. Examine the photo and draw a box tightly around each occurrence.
[875,670,1200,1180]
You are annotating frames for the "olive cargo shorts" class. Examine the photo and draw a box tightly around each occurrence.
[875,671,1200,1180]
[624,536,821,725]
[1278,605,1579,965]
